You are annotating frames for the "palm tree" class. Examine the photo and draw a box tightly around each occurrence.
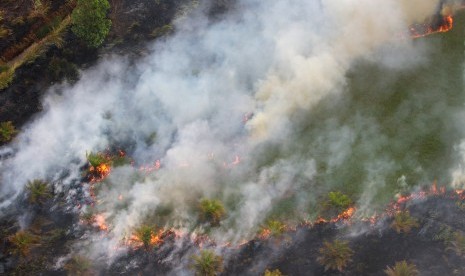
[8,231,40,256]
[198,199,226,226]
[26,179,52,204]
[384,260,419,276]
[191,250,223,276]
[391,211,419,234]
[317,239,354,272]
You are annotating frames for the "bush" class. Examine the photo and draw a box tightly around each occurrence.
[198,199,226,226]
[191,250,223,276]
[391,211,419,234]
[86,151,111,167]
[134,225,155,249]
[26,179,52,204]
[8,231,40,256]
[317,239,354,272]
[71,0,111,47]
[327,191,352,210]
[0,121,17,142]
[260,219,286,238]
[384,260,419,276]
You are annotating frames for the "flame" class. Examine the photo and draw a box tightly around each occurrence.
[337,207,356,220]
[258,228,272,239]
[128,230,164,248]
[96,163,111,178]
[94,214,108,231]
[410,15,453,39]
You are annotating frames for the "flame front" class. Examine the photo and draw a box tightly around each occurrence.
[410,15,453,38]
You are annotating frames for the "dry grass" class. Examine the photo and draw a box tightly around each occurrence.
[0,16,71,90]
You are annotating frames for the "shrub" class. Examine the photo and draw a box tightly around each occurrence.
[260,219,286,238]
[327,191,352,210]
[26,179,52,204]
[391,211,419,234]
[64,255,92,275]
[86,151,110,168]
[134,225,155,249]
[198,199,226,226]
[0,121,17,142]
[8,231,40,256]
[446,231,465,257]
[317,239,354,272]
[384,260,419,276]
[264,269,284,276]
[191,250,223,276]
[71,0,112,47]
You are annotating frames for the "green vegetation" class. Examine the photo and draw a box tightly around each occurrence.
[264,269,284,276]
[8,231,40,256]
[86,151,110,167]
[326,191,352,211]
[384,260,419,276]
[317,240,354,272]
[26,179,52,204]
[446,231,465,257]
[134,225,155,249]
[260,219,286,238]
[191,250,223,276]
[0,121,17,142]
[198,199,226,226]
[71,0,111,47]
[391,211,419,234]
[64,255,92,275]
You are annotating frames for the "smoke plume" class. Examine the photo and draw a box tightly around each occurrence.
[1,0,463,263]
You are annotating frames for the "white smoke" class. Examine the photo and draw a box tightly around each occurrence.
[1,0,460,263]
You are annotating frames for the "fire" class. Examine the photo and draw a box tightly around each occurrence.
[96,163,111,178]
[94,214,108,231]
[337,207,356,220]
[128,230,164,248]
[258,228,272,240]
[410,15,453,39]
[139,159,161,174]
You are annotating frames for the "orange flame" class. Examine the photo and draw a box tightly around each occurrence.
[410,15,453,39]
[127,230,164,248]
[94,214,108,231]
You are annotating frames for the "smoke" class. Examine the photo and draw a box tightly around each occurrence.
[1,0,463,265]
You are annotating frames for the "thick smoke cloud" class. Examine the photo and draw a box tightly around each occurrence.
[1,0,462,262]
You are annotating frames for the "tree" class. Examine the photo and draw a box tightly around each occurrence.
[384,260,419,276]
[8,231,40,257]
[391,211,419,234]
[317,240,354,272]
[26,179,52,204]
[198,199,226,226]
[191,250,223,276]
[71,0,111,47]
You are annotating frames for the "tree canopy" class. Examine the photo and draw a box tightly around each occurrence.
[71,0,111,47]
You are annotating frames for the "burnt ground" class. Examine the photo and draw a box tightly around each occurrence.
[100,195,465,275]
[4,191,465,275]
[0,0,195,138]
